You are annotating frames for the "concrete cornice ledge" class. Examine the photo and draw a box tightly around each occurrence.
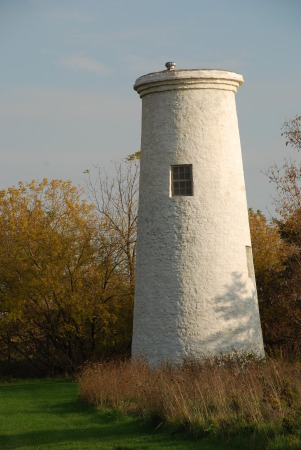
[134,69,244,98]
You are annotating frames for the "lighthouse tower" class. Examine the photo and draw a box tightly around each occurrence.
[132,63,264,365]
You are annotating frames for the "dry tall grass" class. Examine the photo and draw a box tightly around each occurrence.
[79,355,301,448]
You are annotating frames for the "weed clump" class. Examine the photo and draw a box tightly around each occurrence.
[78,354,301,449]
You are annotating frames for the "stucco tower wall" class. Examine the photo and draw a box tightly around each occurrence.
[132,69,265,365]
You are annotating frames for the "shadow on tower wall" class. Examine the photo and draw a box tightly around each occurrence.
[204,272,264,357]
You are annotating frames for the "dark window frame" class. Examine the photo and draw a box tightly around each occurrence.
[171,164,193,197]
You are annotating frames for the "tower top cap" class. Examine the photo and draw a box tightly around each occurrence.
[134,68,244,98]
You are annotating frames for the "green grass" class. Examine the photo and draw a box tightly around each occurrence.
[0,379,236,450]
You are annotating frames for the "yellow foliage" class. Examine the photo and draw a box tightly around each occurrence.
[0,179,134,371]
[249,208,288,284]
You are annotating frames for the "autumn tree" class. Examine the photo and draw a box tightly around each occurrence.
[259,115,301,355]
[0,178,135,373]
[84,159,139,299]
[249,208,290,353]
[249,209,287,294]
[266,115,301,218]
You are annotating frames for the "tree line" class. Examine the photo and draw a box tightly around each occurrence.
[250,115,301,357]
[0,162,139,374]
[0,117,300,374]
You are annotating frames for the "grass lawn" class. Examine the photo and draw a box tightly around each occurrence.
[0,379,237,450]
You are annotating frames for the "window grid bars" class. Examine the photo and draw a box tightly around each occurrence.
[171,164,193,196]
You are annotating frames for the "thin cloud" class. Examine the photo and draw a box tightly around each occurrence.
[0,87,138,121]
[69,27,176,45]
[58,56,112,75]
[125,55,166,74]
[29,2,93,22]
[50,10,93,22]
[29,0,53,4]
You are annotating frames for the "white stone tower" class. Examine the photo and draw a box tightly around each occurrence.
[132,63,264,365]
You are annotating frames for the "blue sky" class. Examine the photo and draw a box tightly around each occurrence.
[1,0,300,215]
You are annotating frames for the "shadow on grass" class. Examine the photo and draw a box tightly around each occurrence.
[0,423,150,450]
[0,381,229,450]
[0,415,221,450]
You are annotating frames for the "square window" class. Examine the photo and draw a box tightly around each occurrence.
[171,164,193,196]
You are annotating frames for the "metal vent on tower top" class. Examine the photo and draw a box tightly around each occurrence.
[165,61,176,70]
